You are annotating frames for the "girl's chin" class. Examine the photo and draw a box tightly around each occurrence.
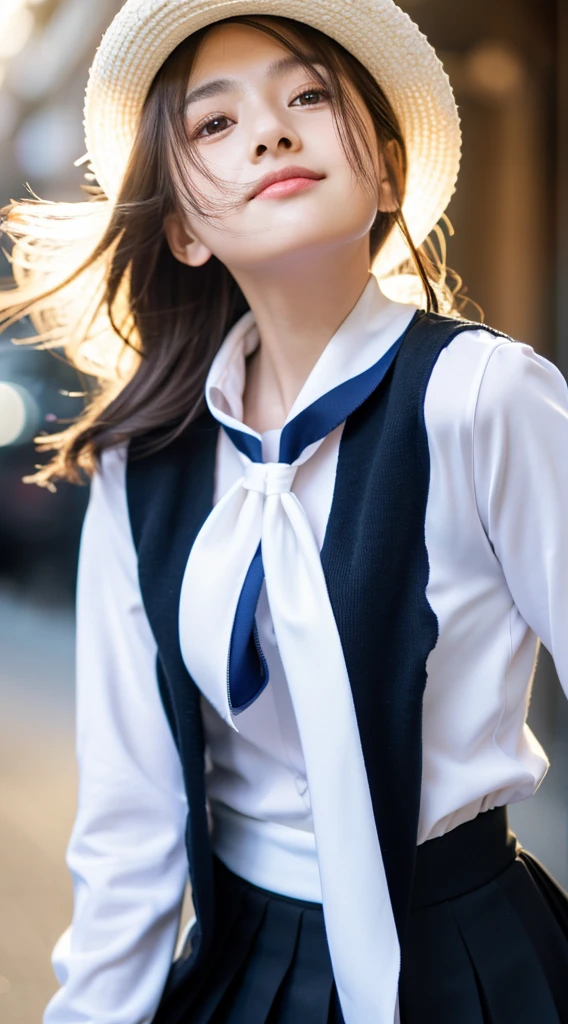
[219,222,369,266]
[240,233,369,266]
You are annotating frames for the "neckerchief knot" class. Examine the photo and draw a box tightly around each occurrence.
[242,461,298,496]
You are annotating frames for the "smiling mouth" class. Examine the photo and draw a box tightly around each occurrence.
[248,167,326,201]
[254,177,323,199]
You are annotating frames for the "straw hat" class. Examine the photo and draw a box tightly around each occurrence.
[82,0,461,278]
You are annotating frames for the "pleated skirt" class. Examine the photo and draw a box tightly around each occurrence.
[156,806,568,1024]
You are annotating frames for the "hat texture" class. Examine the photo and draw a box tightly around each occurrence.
[83,0,461,277]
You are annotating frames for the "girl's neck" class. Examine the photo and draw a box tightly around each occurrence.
[233,239,373,433]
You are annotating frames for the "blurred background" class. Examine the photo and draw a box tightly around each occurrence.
[0,0,566,1019]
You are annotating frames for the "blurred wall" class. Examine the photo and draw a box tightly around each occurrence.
[0,1,566,1021]
[401,0,557,355]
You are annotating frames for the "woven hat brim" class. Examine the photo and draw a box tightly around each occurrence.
[83,0,461,277]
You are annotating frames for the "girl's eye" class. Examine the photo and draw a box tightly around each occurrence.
[192,86,329,139]
[291,88,329,107]
[195,115,233,138]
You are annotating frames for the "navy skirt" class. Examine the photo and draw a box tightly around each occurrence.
[156,807,568,1023]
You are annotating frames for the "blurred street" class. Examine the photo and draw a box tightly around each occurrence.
[0,584,76,1020]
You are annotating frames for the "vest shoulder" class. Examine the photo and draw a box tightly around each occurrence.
[412,312,521,378]
[411,310,512,344]
[423,321,518,438]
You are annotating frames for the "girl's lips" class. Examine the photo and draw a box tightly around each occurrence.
[254,177,322,199]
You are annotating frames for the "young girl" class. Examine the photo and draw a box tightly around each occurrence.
[2,1,568,1022]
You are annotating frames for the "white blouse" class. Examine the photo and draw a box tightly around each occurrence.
[45,276,568,1024]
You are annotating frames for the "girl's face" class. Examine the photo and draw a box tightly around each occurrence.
[167,20,388,273]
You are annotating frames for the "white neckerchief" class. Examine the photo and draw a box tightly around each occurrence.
[179,276,416,1023]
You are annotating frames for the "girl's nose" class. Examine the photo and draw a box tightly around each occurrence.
[249,114,302,161]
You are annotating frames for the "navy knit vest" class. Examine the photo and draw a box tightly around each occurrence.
[125,311,508,1014]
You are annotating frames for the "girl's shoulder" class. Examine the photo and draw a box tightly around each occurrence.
[425,319,567,442]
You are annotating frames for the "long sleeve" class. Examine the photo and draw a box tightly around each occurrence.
[473,338,568,695]
[44,445,189,1024]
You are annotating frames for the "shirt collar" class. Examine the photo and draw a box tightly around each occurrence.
[205,274,419,440]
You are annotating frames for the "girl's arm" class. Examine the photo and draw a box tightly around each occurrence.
[473,338,568,693]
[44,446,189,1024]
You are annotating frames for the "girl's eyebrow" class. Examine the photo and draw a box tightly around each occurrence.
[184,55,312,108]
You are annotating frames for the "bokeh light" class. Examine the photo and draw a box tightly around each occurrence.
[465,40,526,99]
[0,381,41,446]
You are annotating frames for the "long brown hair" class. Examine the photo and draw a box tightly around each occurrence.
[0,14,463,490]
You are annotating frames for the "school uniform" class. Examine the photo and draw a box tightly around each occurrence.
[44,276,568,1024]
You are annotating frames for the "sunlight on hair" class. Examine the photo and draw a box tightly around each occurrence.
[2,188,140,381]
[375,213,470,317]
